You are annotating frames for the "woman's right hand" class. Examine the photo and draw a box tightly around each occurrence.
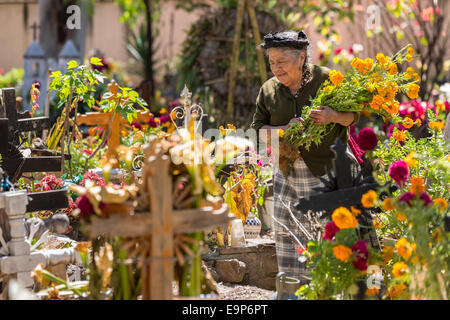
[284,117,304,130]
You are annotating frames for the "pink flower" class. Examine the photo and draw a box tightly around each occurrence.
[349,125,358,142]
[323,221,340,241]
[82,149,92,155]
[75,195,94,217]
[352,240,369,271]
[388,124,406,138]
[357,128,378,151]
[348,47,354,54]
[334,48,343,55]
[0,68,4,75]
[256,160,263,168]
[399,100,427,121]
[388,161,409,186]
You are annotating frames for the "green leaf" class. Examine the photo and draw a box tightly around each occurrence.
[90,56,103,66]
[67,60,78,70]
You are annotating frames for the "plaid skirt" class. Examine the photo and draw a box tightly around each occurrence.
[272,157,327,283]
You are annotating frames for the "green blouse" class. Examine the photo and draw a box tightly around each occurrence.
[250,64,359,177]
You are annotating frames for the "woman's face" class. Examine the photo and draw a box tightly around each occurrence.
[268,48,305,89]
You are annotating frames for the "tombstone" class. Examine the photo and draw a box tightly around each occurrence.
[22,40,47,113]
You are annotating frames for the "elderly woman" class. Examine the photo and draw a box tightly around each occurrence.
[251,30,359,282]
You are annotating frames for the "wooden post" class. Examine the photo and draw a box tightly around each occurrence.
[147,154,173,299]
[227,0,246,120]
[247,0,267,84]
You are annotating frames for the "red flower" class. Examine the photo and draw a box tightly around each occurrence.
[159,115,170,124]
[35,174,64,191]
[323,221,340,241]
[352,240,369,271]
[357,128,378,151]
[82,149,92,155]
[148,117,158,128]
[131,122,142,130]
[75,195,94,217]
[334,48,343,55]
[80,172,106,187]
[388,161,409,186]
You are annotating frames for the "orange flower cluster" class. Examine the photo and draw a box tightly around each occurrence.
[329,70,345,86]
[331,207,358,229]
[392,130,407,142]
[395,237,416,261]
[333,245,353,262]
[428,121,445,131]
[406,83,420,99]
[409,176,425,195]
[361,190,377,208]
[351,57,374,74]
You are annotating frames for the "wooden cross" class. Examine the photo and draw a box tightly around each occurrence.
[0,89,62,181]
[83,144,233,299]
[77,109,152,167]
[30,22,40,41]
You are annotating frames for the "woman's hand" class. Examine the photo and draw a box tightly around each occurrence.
[309,106,337,125]
[284,116,305,130]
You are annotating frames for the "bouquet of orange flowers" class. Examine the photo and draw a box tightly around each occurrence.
[285,45,421,151]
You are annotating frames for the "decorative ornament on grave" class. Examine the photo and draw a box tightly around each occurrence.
[243,211,262,239]
[170,85,205,135]
[22,24,47,113]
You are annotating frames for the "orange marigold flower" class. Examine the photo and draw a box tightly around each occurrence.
[392,262,409,278]
[376,53,387,64]
[409,176,425,195]
[350,206,361,216]
[382,245,394,263]
[402,117,414,129]
[383,197,395,211]
[373,217,383,229]
[388,63,398,75]
[395,237,414,261]
[329,70,345,86]
[361,190,377,208]
[408,47,414,56]
[388,283,408,299]
[396,211,407,222]
[332,207,358,229]
[429,121,445,130]
[366,287,380,297]
[406,54,413,62]
[406,83,420,99]
[392,130,407,142]
[333,245,353,262]
[435,100,445,113]
[433,198,448,211]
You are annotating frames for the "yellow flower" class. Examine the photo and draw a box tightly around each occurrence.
[409,176,425,195]
[406,83,420,99]
[366,287,380,297]
[361,190,377,208]
[350,206,361,216]
[406,54,413,62]
[277,128,285,138]
[395,237,414,261]
[383,197,395,211]
[436,100,445,113]
[408,47,414,56]
[333,245,353,262]
[227,124,237,131]
[159,107,167,114]
[392,262,409,278]
[329,70,345,86]
[433,198,448,211]
[219,125,226,135]
[404,152,416,168]
[323,85,335,92]
[413,73,421,82]
[332,207,358,229]
[31,263,45,284]
[414,119,422,127]
[429,121,445,130]
[392,130,407,142]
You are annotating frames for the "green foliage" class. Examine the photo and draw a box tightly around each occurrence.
[65,140,105,177]
[0,68,24,89]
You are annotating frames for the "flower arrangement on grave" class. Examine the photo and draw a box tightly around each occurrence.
[362,108,449,300]
[278,45,421,176]
[296,203,382,300]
